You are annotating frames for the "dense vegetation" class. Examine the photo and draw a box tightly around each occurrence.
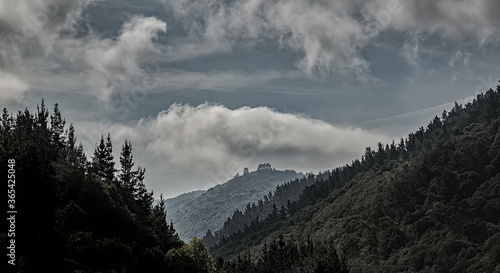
[203,172,320,249]
[222,235,349,273]
[0,102,215,272]
[170,167,302,241]
[163,189,206,216]
[211,86,500,272]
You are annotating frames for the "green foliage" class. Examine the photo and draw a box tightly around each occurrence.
[166,237,216,273]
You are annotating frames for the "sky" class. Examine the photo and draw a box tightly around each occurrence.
[1,0,500,198]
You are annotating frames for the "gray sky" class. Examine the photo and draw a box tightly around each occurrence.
[1,0,500,197]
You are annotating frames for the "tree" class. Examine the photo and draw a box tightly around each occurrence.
[91,133,115,182]
[166,237,216,273]
[104,133,115,180]
[152,194,182,252]
[135,166,154,223]
[119,140,136,190]
[50,103,66,150]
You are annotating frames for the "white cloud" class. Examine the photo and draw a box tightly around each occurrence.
[165,0,500,79]
[79,15,167,99]
[0,72,31,102]
[88,103,390,195]
[166,0,377,79]
[0,0,96,101]
[0,0,168,101]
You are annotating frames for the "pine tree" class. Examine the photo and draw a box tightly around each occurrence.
[135,166,154,223]
[92,133,115,182]
[36,99,49,131]
[104,133,115,181]
[152,194,182,252]
[119,140,136,190]
[50,103,66,150]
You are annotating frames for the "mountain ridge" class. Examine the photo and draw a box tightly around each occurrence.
[169,166,303,241]
[209,86,500,272]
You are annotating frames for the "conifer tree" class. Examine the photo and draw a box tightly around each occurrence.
[104,133,115,180]
[135,166,154,222]
[119,139,136,190]
[152,194,182,251]
[92,133,115,181]
[36,99,49,131]
[50,103,66,150]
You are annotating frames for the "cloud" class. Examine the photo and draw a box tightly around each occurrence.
[78,15,167,99]
[0,0,96,102]
[399,31,422,72]
[166,0,377,79]
[390,0,500,44]
[165,0,500,79]
[0,72,30,102]
[0,0,168,102]
[114,103,391,189]
[75,103,390,195]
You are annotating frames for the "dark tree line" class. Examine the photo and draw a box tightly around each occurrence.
[220,235,348,273]
[0,101,215,272]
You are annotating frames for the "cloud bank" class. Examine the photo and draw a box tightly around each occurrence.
[165,0,500,78]
[94,103,390,194]
[0,0,96,101]
[0,0,168,102]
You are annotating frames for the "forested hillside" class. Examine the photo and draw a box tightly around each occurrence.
[170,167,303,241]
[163,190,206,216]
[0,102,216,273]
[210,86,500,272]
[203,172,322,249]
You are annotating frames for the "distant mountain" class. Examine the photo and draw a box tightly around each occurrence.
[211,87,500,272]
[163,190,206,216]
[169,166,303,241]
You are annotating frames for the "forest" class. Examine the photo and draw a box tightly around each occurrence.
[0,102,214,272]
[1,83,500,272]
[208,85,500,272]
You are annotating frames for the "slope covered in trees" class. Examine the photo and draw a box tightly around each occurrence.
[211,86,500,272]
[169,167,303,241]
[203,172,321,249]
[163,189,206,216]
[0,101,216,273]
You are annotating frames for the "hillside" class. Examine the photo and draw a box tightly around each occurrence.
[163,190,206,215]
[169,166,303,241]
[211,87,500,272]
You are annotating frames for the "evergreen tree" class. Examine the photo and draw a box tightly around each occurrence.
[152,194,182,251]
[135,166,154,223]
[92,133,115,182]
[119,139,136,190]
[50,103,66,150]
[104,133,115,180]
[92,135,107,179]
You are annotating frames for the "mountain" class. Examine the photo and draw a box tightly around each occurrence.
[163,190,206,216]
[169,165,303,241]
[210,87,500,272]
